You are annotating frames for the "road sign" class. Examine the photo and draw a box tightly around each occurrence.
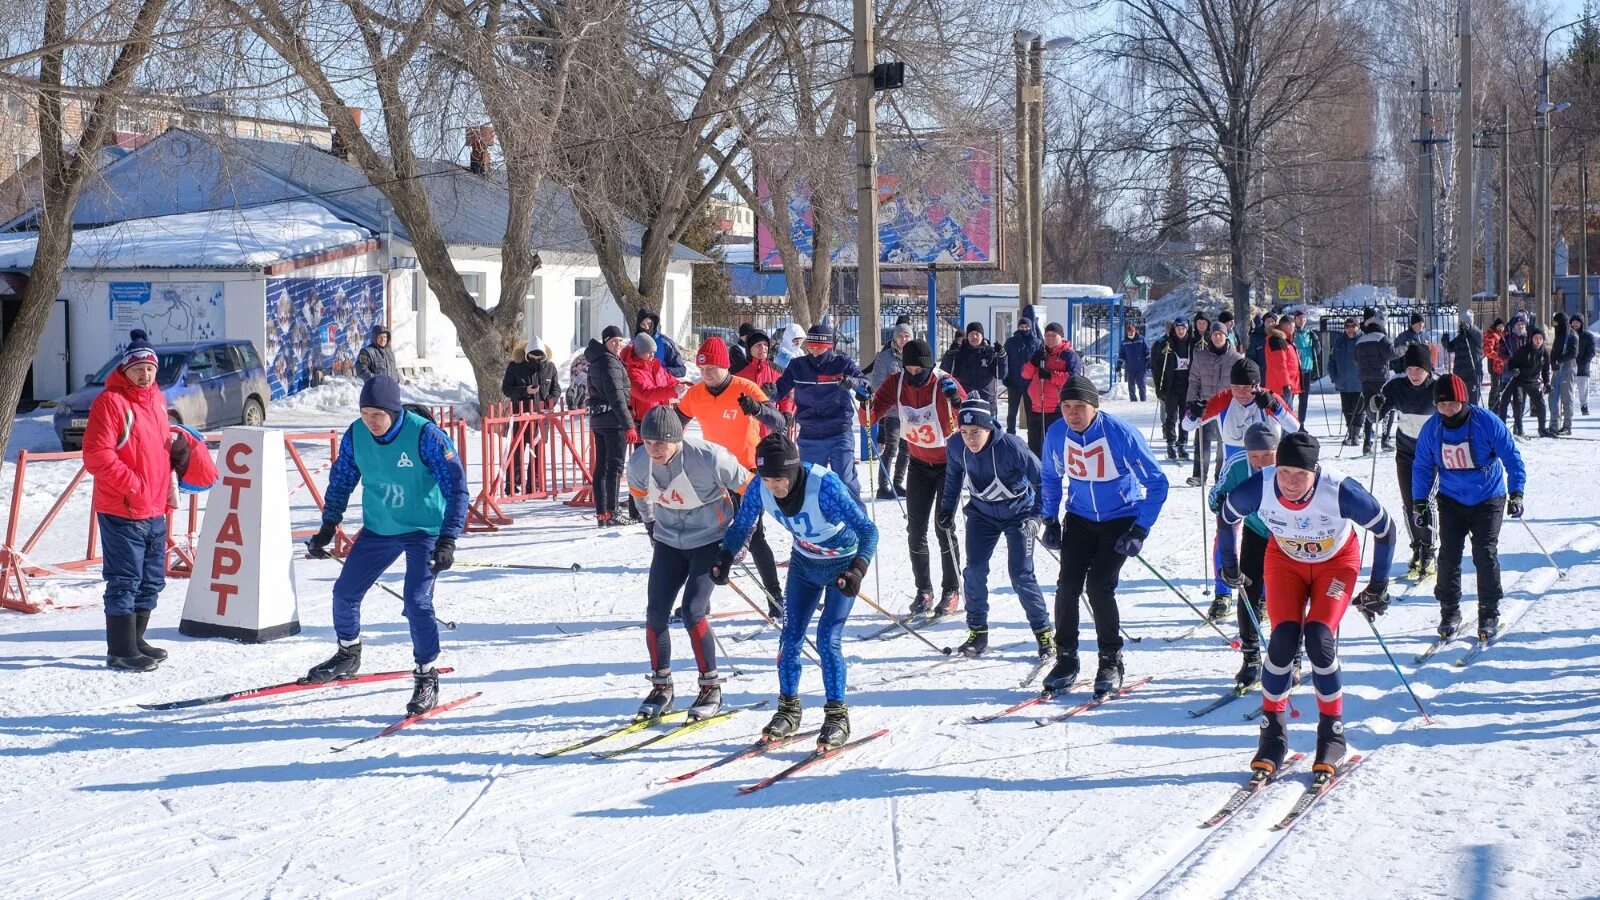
[1277,276,1303,301]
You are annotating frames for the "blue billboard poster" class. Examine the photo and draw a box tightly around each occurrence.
[263,275,384,399]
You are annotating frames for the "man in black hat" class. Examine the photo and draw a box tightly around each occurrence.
[1151,319,1194,459]
[1371,342,1439,579]
[1352,312,1396,453]
[941,321,1007,415]
[1002,315,1042,434]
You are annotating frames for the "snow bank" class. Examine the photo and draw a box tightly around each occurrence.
[1323,283,1400,309]
[275,373,482,419]
[1143,281,1234,328]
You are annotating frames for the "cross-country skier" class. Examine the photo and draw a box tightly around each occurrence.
[868,338,966,617]
[1410,373,1526,643]
[711,433,879,750]
[1370,343,1439,579]
[1353,310,1396,453]
[305,375,470,715]
[1216,432,1397,778]
[939,399,1054,659]
[626,406,755,721]
[1039,376,1170,697]
[1208,422,1281,689]
[772,323,869,501]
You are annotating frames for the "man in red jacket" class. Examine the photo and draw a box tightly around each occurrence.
[83,330,178,672]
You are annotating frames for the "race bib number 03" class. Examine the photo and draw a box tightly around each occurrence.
[1066,438,1120,483]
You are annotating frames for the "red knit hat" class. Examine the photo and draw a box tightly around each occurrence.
[1434,373,1468,404]
[696,336,730,368]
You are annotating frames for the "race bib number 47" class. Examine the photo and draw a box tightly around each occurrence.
[1066,438,1121,483]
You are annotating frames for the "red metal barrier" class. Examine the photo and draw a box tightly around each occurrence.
[457,402,596,531]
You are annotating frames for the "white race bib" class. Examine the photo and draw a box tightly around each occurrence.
[900,402,945,448]
[1066,437,1121,483]
[1441,441,1476,471]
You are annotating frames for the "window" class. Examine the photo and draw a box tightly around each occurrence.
[574,278,595,349]
[187,348,217,379]
[3,93,25,121]
[215,345,241,374]
[460,272,486,308]
[115,106,151,134]
[237,343,262,370]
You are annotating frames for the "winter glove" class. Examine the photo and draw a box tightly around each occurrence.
[644,519,656,542]
[834,556,871,597]
[1369,394,1387,415]
[429,536,456,573]
[1220,565,1251,588]
[626,428,639,445]
[169,433,191,474]
[1041,518,1062,551]
[306,523,336,559]
[1411,500,1432,531]
[1114,524,1149,558]
[1021,517,1043,543]
[1253,390,1279,413]
[1186,400,1206,419]
[708,548,735,585]
[737,393,764,417]
[1507,492,1524,519]
[1031,349,1047,368]
[935,508,956,533]
[1354,583,1390,621]
[940,376,961,404]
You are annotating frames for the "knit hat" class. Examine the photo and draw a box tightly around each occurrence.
[601,325,625,342]
[358,374,405,419]
[957,398,994,428]
[1402,342,1432,372]
[696,336,730,368]
[804,322,835,346]
[1275,431,1320,470]
[1410,313,1425,326]
[1435,373,1468,404]
[755,433,802,481]
[631,332,657,357]
[639,405,684,443]
[893,322,914,340]
[1363,306,1378,321]
[1218,310,1235,324]
[895,314,913,327]
[1243,421,1281,452]
[966,321,984,335]
[738,323,753,338]
[1230,358,1262,385]
[120,329,158,371]
[1044,321,1065,336]
[1059,375,1100,407]
[902,339,934,369]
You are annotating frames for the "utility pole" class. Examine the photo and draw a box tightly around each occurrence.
[1583,149,1590,320]
[1537,59,1551,325]
[853,0,879,362]
[1029,37,1045,309]
[1501,103,1510,318]
[1014,38,1032,314]
[1456,0,1475,314]
[1416,66,1436,305]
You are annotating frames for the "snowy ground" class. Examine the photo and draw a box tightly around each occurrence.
[1,389,1597,899]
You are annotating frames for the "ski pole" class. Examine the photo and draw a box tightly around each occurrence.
[1035,542,1142,644]
[1199,461,1212,596]
[724,578,820,662]
[1233,584,1297,717]
[1362,611,1434,725]
[864,418,884,605]
[709,626,745,679]
[1518,518,1567,578]
[1134,554,1235,645]
[734,559,787,617]
[454,559,582,573]
[326,555,457,629]
[855,590,953,655]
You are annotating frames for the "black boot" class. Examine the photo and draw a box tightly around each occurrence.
[1206,596,1230,621]
[688,672,724,721]
[407,666,439,716]
[1417,548,1434,580]
[1313,715,1347,775]
[764,587,786,624]
[818,700,851,750]
[636,668,674,721]
[105,614,158,672]
[763,695,802,739]
[303,641,361,683]
[908,590,934,616]
[1438,602,1462,640]
[957,627,988,658]
[1177,444,1191,461]
[133,609,168,662]
[933,589,961,617]
[1042,651,1080,693]
[1034,628,1055,660]
[1235,650,1262,690]
[1252,709,1289,775]
[1092,650,1125,699]
[1478,613,1501,644]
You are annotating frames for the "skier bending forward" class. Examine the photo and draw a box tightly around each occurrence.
[711,433,878,750]
[1216,431,1396,778]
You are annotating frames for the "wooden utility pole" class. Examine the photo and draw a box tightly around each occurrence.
[1028,37,1045,309]
[1456,0,1474,313]
[1416,66,1436,305]
[1015,40,1032,314]
[853,0,879,361]
[1501,103,1511,318]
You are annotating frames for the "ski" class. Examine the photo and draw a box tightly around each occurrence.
[1032,676,1155,726]
[1198,752,1307,828]
[1187,683,1254,718]
[556,610,745,637]
[329,691,482,752]
[1270,754,1366,831]
[856,612,925,641]
[1243,704,1265,721]
[877,613,951,641]
[1017,655,1053,689]
[1163,615,1229,643]
[737,728,890,795]
[592,701,768,759]
[728,627,769,644]
[537,709,691,758]
[967,679,1090,724]
[1413,629,1473,665]
[137,667,456,711]
[661,729,823,784]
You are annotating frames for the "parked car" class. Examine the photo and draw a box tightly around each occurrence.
[54,339,270,451]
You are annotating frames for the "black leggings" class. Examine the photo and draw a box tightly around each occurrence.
[1026,407,1061,462]
[1397,446,1435,552]
[1237,527,1268,653]
[736,491,784,601]
[1192,420,1221,481]
[593,427,628,515]
[1339,391,1363,442]
[904,456,958,594]
[644,540,721,674]
[1054,514,1134,655]
[1159,393,1183,448]
[1498,381,1546,433]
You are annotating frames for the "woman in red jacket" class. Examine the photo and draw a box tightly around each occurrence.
[734,330,796,433]
[82,330,178,672]
[623,332,680,427]
[1265,322,1303,407]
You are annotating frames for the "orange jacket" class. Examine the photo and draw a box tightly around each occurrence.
[83,367,172,519]
[678,376,769,469]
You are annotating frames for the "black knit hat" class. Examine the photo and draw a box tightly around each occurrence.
[1275,431,1320,470]
[1231,358,1262,386]
[1045,321,1065,336]
[746,329,770,348]
[755,433,801,481]
[601,325,625,342]
[1410,313,1426,325]
[1435,373,1468,404]
[1402,342,1432,372]
[901,339,934,369]
[1059,375,1100,407]
[966,321,984,335]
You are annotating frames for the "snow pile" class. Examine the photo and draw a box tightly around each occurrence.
[4,410,64,459]
[1323,283,1400,310]
[1144,281,1234,328]
[0,201,372,270]
[275,373,483,421]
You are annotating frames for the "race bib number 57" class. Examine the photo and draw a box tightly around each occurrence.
[1066,438,1121,482]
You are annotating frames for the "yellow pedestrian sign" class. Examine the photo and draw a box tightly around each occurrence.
[1277,277,1303,301]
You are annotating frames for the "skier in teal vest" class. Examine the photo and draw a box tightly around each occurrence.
[304,375,469,715]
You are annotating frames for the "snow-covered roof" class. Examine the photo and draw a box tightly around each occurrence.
[0,201,372,270]
[959,282,1116,300]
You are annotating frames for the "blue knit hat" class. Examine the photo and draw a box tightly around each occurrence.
[120,329,158,371]
[804,323,835,346]
[358,374,405,419]
[956,398,993,428]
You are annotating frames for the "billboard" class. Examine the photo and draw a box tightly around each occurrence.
[108,281,225,348]
[755,140,1000,271]
[263,275,384,399]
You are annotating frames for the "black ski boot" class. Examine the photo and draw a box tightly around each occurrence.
[105,614,159,672]
[1092,650,1125,699]
[1165,444,1177,461]
[818,700,850,750]
[875,483,898,501]
[933,589,961,617]
[688,672,723,721]
[1313,715,1347,775]
[1206,595,1231,621]
[764,587,786,624]
[1252,709,1289,775]
[1235,650,1262,690]
[1381,437,1393,452]
[1478,614,1500,644]
[1034,628,1055,660]
[908,590,934,617]
[763,695,802,740]
[407,666,439,716]
[1417,548,1434,580]
[957,627,988,658]
[1438,603,1462,640]
[1185,475,1203,487]
[1042,652,1080,693]
[133,610,168,662]
[303,641,361,684]
[636,668,674,721]
[1177,444,1191,461]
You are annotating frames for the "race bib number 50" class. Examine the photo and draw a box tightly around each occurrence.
[1066,438,1121,482]
[1442,441,1476,470]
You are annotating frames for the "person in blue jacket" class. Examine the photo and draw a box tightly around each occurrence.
[937,399,1054,660]
[1117,324,1151,401]
[304,375,470,716]
[1039,376,1169,698]
[1410,373,1527,644]
[1326,316,1364,445]
[711,433,878,751]
[773,322,869,502]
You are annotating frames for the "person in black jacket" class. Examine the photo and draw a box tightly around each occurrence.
[1549,316,1579,434]
[1002,316,1041,434]
[729,323,752,373]
[586,325,636,525]
[1446,309,1484,407]
[1117,324,1151,401]
[1574,314,1595,416]
[1498,328,1552,437]
[1352,315,1396,453]
[941,322,1007,413]
[1150,319,1193,459]
[1370,343,1439,577]
[501,337,563,494]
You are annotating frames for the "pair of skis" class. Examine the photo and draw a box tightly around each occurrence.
[537,702,766,759]
[963,676,1148,725]
[856,611,950,641]
[1197,753,1366,831]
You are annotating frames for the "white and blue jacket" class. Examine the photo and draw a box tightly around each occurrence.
[939,421,1041,523]
[1041,411,1168,531]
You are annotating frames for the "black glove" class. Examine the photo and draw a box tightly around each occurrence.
[737,394,764,417]
[1369,393,1387,415]
[1354,583,1390,621]
[1220,565,1251,588]
[1507,492,1524,519]
[1041,518,1062,550]
[835,556,871,597]
[644,519,656,542]
[1032,349,1047,368]
[1114,524,1149,558]
[1186,400,1206,419]
[935,508,955,533]
[1411,500,1432,531]
[429,536,456,573]
[708,548,734,585]
[1253,390,1278,413]
[169,433,191,474]
[306,523,336,559]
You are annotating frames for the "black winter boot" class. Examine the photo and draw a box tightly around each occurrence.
[1438,603,1462,640]
[1252,709,1289,775]
[1092,650,1125,698]
[957,627,988,658]
[689,671,724,721]
[763,695,802,740]
[1235,650,1262,690]
[933,589,961,617]
[105,614,159,672]
[303,641,361,683]
[1041,651,1080,693]
[407,666,439,716]
[1313,715,1347,775]
[1034,628,1055,660]
[818,700,851,750]
[636,668,675,721]
[133,609,167,662]
[908,590,933,616]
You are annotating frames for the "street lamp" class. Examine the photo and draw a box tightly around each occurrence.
[1013,31,1077,313]
[1537,16,1590,325]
